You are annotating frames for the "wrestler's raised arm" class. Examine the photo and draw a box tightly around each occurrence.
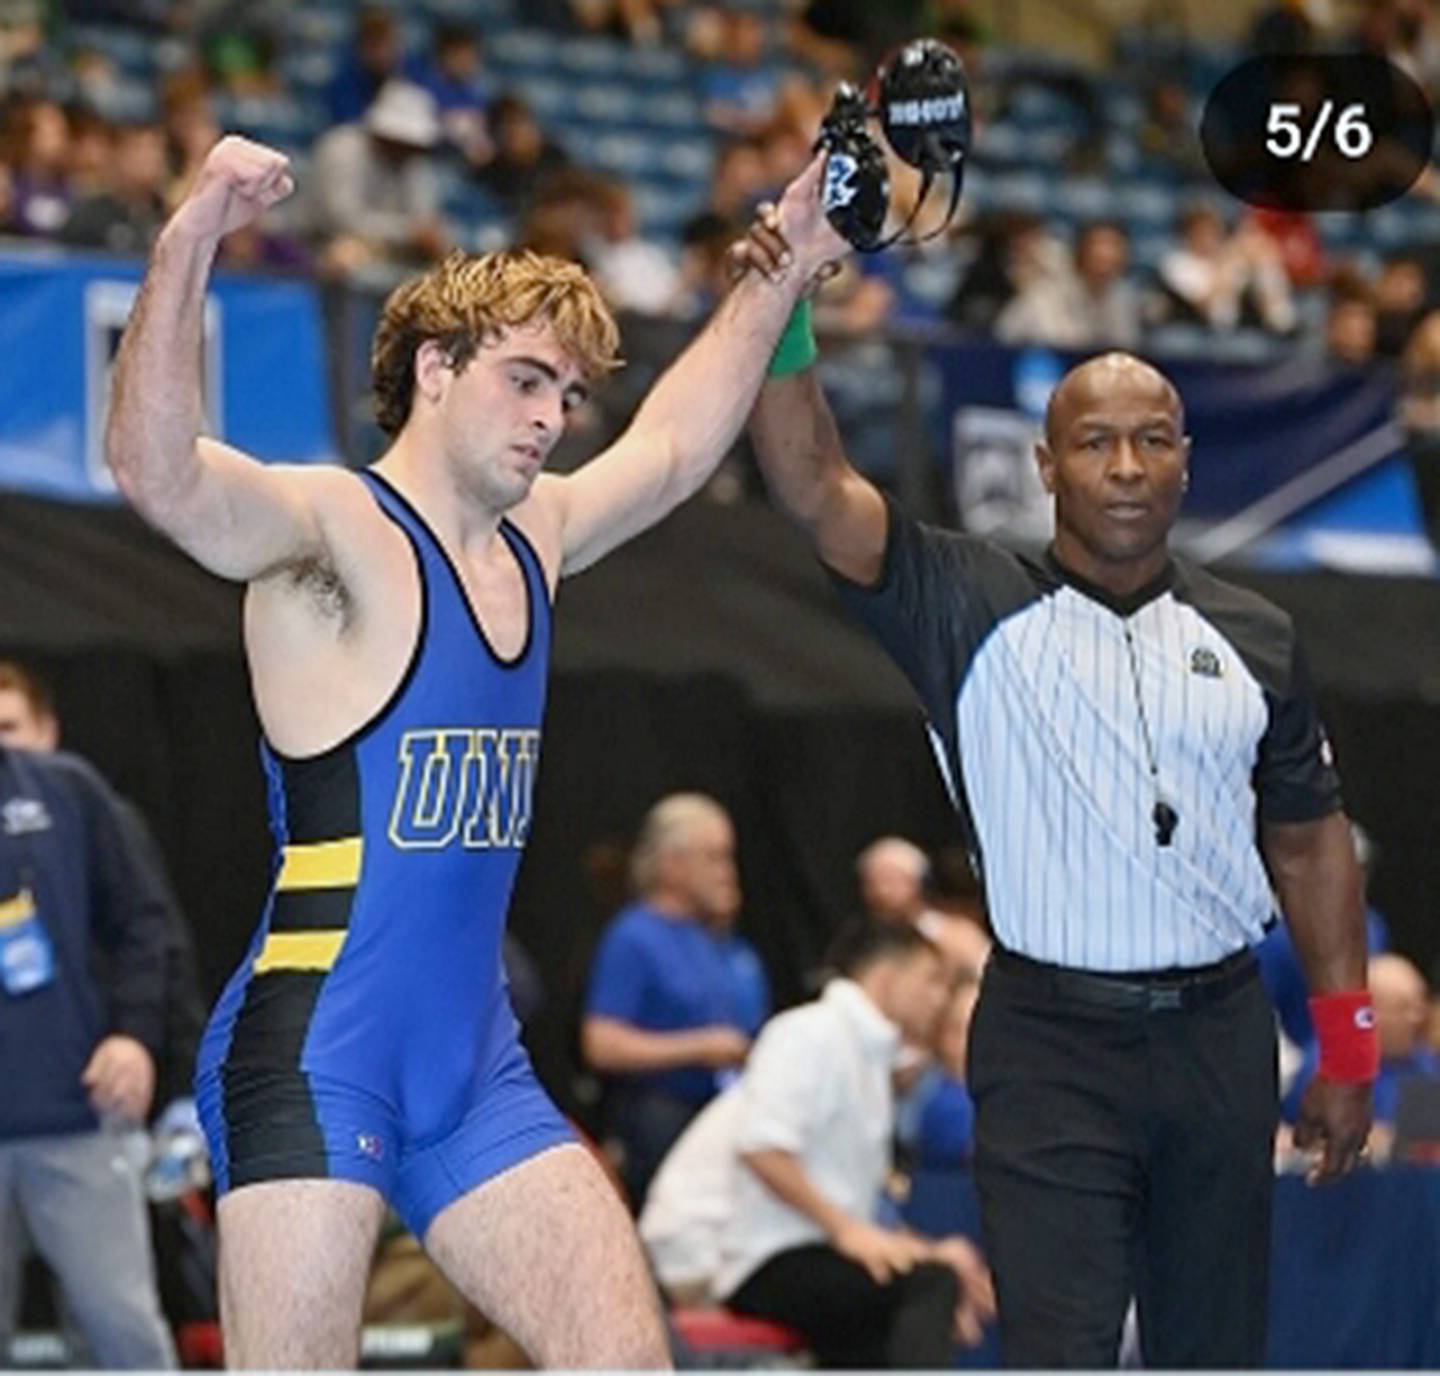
[732,209,888,587]
[107,136,346,583]
[533,155,848,576]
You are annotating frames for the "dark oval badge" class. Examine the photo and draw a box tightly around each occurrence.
[1200,54,1434,211]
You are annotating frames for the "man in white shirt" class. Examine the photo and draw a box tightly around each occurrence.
[638,1088,742,1304]
[716,924,994,1368]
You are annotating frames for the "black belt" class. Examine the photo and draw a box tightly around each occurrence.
[990,945,1258,1014]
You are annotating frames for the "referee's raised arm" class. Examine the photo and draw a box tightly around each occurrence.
[732,211,887,586]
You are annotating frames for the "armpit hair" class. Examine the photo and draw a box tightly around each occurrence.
[286,553,352,626]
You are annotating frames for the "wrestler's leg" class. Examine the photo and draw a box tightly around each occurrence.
[424,1143,670,1369]
[217,1180,386,1369]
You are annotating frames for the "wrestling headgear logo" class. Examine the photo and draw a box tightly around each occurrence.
[815,37,972,252]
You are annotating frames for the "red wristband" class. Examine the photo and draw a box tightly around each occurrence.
[1309,990,1380,1083]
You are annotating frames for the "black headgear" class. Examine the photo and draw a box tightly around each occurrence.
[816,37,972,252]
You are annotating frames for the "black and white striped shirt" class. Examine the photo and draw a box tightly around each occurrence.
[833,499,1341,972]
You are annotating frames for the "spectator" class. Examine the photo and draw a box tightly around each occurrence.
[582,793,760,1207]
[516,186,589,261]
[327,6,404,125]
[1284,954,1440,1136]
[785,0,930,75]
[1325,281,1380,366]
[585,177,682,315]
[409,22,492,166]
[3,98,73,237]
[857,835,930,925]
[568,0,675,47]
[0,660,209,1361]
[710,136,770,221]
[1156,204,1297,334]
[202,17,283,98]
[703,858,770,1043]
[813,258,897,337]
[949,211,1065,333]
[1401,308,1440,547]
[673,210,740,318]
[638,1086,743,1304]
[160,70,220,209]
[996,220,1142,350]
[848,835,989,980]
[1375,253,1430,356]
[60,121,168,256]
[156,69,220,213]
[1246,207,1328,291]
[1368,954,1440,1122]
[718,923,994,1367]
[64,103,112,199]
[0,667,176,1367]
[1249,0,1316,53]
[311,79,450,275]
[691,8,781,135]
[472,93,569,217]
[1137,77,1205,179]
[896,974,980,1171]
[68,46,124,122]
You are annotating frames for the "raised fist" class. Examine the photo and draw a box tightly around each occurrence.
[173,135,294,242]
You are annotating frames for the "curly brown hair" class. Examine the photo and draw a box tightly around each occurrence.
[370,249,622,437]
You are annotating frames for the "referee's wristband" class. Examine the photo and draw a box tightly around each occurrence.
[769,299,818,377]
[1310,990,1380,1083]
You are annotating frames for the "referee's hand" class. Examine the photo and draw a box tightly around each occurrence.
[726,202,844,294]
[1292,1078,1373,1185]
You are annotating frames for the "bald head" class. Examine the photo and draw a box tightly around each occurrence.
[1369,953,1430,1059]
[1043,352,1183,448]
[857,836,930,924]
[1035,350,1190,587]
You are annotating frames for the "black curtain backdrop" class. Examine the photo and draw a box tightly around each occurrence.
[3,491,1437,1125]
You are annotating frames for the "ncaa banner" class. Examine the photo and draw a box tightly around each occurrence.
[0,251,338,501]
[936,341,1432,574]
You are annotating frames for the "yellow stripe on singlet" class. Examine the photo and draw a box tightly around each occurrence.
[275,837,363,891]
[0,888,35,931]
[253,929,348,974]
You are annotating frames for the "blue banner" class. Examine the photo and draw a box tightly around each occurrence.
[0,251,337,502]
[936,341,1433,575]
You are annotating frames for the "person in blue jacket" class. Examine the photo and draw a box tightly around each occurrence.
[0,669,174,1368]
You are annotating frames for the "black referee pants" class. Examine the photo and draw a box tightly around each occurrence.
[727,1245,959,1369]
[968,949,1277,1369]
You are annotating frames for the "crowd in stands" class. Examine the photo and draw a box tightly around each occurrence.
[0,0,1437,372]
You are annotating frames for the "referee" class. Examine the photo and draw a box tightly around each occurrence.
[739,227,1375,1368]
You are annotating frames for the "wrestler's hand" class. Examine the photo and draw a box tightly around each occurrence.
[1293,1077,1373,1185]
[831,1219,928,1285]
[82,1034,156,1124]
[169,134,294,244]
[774,152,850,278]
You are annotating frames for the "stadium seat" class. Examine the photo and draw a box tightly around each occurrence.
[556,37,626,77]
[574,83,641,124]
[670,1307,809,1364]
[177,1320,224,1368]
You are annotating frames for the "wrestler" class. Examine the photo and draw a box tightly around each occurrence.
[106,134,844,1368]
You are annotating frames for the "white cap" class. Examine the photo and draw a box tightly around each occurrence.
[366,80,440,149]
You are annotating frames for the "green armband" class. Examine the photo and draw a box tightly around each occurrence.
[769,299,818,377]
